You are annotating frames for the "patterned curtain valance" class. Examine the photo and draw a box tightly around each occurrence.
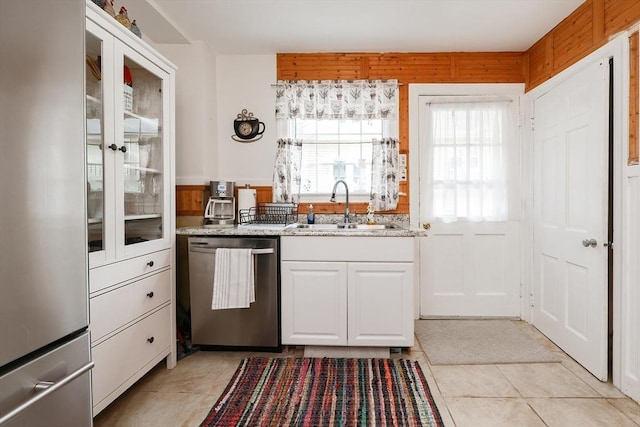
[275,80,398,120]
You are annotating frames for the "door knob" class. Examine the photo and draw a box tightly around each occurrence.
[422,222,431,230]
[108,143,118,151]
[582,238,597,248]
[119,145,127,153]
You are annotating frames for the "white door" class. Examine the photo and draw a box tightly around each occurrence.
[417,97,520,318]
[532,58,609,381]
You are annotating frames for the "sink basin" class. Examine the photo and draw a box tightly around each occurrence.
[293,223,403,231]
[293,223,341,230]
[348,224,401,230]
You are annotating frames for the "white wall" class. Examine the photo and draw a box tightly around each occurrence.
[156,41,218,185]
[216,55,277,186]
[153,48,275,186]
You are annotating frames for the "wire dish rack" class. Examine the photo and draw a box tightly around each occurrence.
[238,202,299,225]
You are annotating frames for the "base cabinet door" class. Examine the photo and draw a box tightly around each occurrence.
[347,263,413,346]
[281,261,348,345]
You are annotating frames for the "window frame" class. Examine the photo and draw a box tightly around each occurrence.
[284,117,398,203]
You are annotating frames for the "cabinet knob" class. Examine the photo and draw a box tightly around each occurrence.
[118,145,127,153]
[108,143,118,151]
[147,260,154,267]
[146,291,154,298]
[147,337,154,344]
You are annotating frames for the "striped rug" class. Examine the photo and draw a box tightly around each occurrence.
[200,357,444,427]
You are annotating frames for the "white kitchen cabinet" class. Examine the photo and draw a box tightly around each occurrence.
[85,1,176,416]
[281,236,415,347]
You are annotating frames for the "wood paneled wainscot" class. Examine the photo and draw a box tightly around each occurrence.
[176,185,273,217]
[280,236,415,347]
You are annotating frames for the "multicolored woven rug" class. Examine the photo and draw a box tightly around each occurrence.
[200,357,444,426]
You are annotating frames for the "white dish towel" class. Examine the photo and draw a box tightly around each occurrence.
[211,248,255,310]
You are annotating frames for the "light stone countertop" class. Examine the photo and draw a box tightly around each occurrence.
[176,223,426,237]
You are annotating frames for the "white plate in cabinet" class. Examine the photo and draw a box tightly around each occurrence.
[89,249,170,293]
[90,269,171,344]
[91,305,171,413]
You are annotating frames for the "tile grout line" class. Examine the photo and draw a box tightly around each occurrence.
[415,334,460,427]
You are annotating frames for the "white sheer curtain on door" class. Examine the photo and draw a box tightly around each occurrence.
[424,97,515,222]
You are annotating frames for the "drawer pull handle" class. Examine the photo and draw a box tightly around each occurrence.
[147,260,154,267]
[147,291,154,298]
[147,337,154,344]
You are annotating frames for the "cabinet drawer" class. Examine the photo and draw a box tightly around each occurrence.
[90,269,171,343]
[89,249,170,293]
[91,306,171,408]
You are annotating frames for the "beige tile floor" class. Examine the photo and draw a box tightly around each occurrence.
[94,321,640,427]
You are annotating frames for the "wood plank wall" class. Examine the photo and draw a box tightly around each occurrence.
[525,0,640,90]
[176,0,640,216]
[176,184,273,217]
[631,31,639,164]
[176,185,208,216]
[276,52,525,215]
[524,0,640,163]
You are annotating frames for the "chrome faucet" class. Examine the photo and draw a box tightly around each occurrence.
[329,180,350,225]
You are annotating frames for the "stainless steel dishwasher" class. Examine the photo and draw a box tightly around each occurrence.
[187,236,280,350]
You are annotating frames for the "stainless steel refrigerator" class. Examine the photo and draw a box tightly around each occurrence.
[0,0,93,425]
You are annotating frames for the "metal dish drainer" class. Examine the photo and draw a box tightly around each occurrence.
[238,202,299,225]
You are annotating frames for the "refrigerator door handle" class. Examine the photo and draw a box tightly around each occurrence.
[0,361,94,425]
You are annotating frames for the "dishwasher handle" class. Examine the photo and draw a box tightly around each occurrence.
[189,247,274,255]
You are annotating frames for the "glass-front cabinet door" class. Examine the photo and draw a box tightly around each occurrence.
[86,19,171,267]
[86,21,114,264]
[117,45,169,259]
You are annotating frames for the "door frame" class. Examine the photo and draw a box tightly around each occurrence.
[523,35,627,387]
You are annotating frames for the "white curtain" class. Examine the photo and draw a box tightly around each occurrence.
[272,138,302,203]
[425,98,515,222]
[370,138,399,211]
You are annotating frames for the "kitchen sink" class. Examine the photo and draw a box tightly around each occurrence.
[293,223,403,231]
